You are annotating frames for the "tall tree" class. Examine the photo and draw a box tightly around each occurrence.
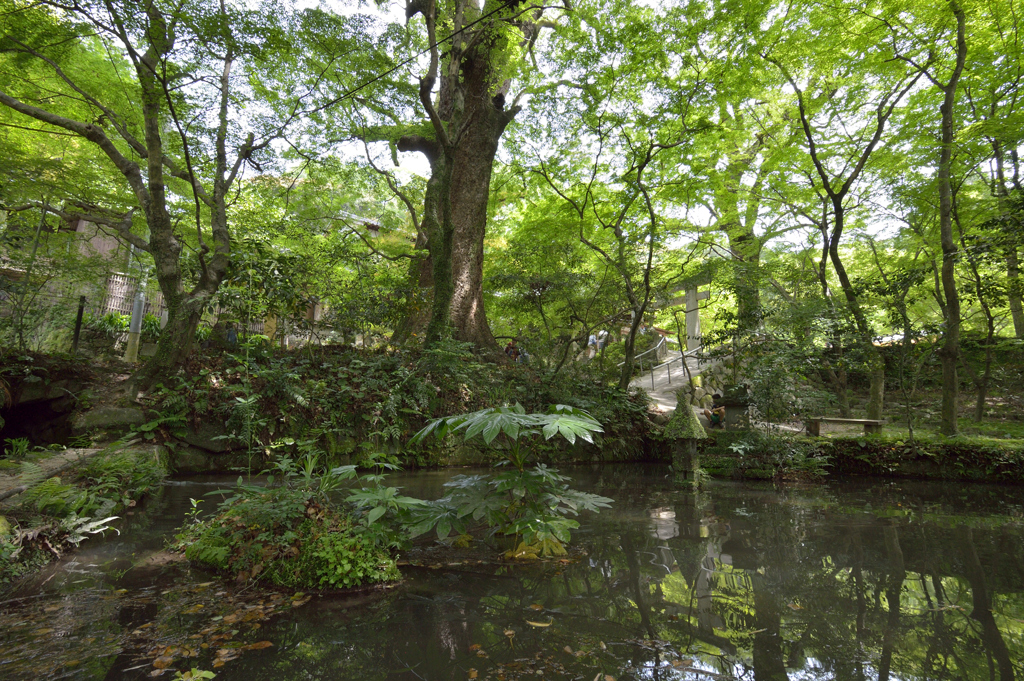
[874,0,967,434]
[763,2,921,421]
[0,0,291,389]
[366,0,558,351]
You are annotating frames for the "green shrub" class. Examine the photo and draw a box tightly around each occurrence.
[306,530,399,589]
[141,313,162,343]
[179,484,399,590]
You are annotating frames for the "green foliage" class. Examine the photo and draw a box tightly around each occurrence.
[18,449,166,518]
[2,437,31,459]
[140,313,162,343]
[663,401,707,440]
[154,345,652,468]
[307,529,400,589]
[87,312,130,338]
[409,404,613,555]
[702,431,831,481]
[172,669,216,681]
[178,481,400,590]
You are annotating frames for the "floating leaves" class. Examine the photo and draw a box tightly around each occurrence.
[0,578,308,679]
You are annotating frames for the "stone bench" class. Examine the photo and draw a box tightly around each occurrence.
[805,417,883,436]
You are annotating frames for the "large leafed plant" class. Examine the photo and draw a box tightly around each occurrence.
[408,404,613,557]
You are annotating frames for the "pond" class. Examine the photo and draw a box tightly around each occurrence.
[2,465,1023,680]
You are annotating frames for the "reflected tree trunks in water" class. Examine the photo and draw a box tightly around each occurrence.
[852,531,869,681]
[622,533,658,640]
[961,526,1017,681]
[878,525,906,681]
[751,571,788,681]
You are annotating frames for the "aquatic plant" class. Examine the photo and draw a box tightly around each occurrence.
[407,404,614,557]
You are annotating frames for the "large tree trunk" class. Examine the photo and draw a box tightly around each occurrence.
[716,158,762,329]
[447,90,509,349]
[395,2,518,354]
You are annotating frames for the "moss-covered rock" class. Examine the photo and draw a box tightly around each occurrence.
[663,400,708,441]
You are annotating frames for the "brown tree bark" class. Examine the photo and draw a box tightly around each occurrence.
[395,1,521,354]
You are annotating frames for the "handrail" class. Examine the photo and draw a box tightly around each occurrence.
[646,346,704,389]
[620,343,707,390]
[617,336,667,367]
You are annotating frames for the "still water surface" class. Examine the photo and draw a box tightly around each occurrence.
[1,464,1023,680]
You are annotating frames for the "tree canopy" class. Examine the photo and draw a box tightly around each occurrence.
[2,0,1023,433]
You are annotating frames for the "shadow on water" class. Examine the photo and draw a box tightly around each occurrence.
[2,465,1024,680]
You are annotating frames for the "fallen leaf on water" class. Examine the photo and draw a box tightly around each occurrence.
[469,644,482,651]
[529,604,544,611]
[599,641,607,651]
[526,618,553,628]
[563,646,574,655]
[504,629,516,638]
[151,656,174,669]
[468,669,478,679]
[244,641,273,651]
[787,603,803,610]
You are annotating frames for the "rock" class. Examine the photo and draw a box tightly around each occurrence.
[72,407,146,434]
[182,422,235,453]
[16,378,78,405]
[170,444,249,472]
[648,411,671,426]
[664,405,708,440]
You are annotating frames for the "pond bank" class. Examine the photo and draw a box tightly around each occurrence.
[696,429,1024,483]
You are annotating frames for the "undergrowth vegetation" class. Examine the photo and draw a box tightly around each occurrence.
[147,340,652,468]
[176,405,614,590]
[699,430,1024,482]
[0,446,167,585]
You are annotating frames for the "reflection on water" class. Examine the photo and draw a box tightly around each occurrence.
[2,466,1023,680]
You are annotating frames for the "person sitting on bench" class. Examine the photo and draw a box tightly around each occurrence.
[703,394,725,429]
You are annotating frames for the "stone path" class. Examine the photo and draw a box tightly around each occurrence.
[629,350,706,413]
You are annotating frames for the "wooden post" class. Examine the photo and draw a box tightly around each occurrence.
[71,296,86,354]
